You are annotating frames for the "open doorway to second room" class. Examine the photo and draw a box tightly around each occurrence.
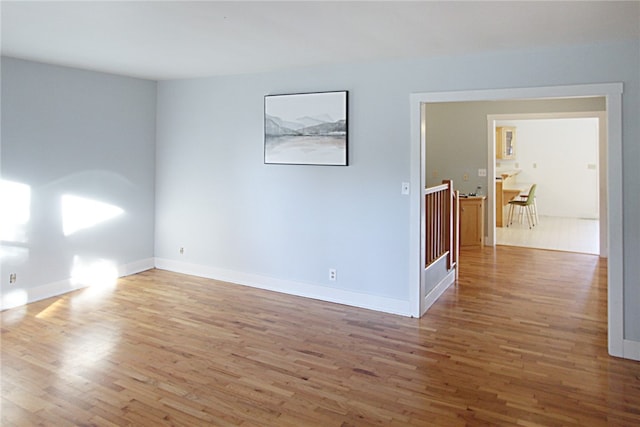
[491,114,605,256]
[411,83,623,357]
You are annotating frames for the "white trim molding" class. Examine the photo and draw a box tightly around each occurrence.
[0,257,155,310]
[410,83,626,359]
[118,258,156,277]
[623,340,640,362]
[154,257,413,317]
[422,268,456,316]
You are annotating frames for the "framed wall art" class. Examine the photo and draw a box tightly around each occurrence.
[264,90,348,166]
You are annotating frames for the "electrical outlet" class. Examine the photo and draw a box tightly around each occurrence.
[478,168,487,177]
[401,182,410,195]
[179,247,185,255]
[9,273,16,284]
[329,269,337,281]
[463,173,469,181]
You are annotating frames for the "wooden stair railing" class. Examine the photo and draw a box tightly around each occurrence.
[424,180,459,273]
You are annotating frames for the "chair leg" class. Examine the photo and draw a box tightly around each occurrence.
[533,197,540,225]
[526,205,534,229]
[507,204,514,226]
[518,205,524,223]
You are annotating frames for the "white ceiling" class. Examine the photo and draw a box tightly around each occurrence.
[2,1,639,81]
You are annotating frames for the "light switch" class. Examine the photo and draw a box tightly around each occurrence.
[478,168,487,177]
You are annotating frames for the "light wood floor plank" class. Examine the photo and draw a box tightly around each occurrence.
[2,246,640,426]
[496,215,599,254]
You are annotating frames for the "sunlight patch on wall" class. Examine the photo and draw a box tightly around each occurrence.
[0,245,29,261]
[1,289,28,310]
[0,179,31,242]
[61,194,123,236]
[70,255,119,290]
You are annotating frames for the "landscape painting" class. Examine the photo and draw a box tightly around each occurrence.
[264,91,348,165]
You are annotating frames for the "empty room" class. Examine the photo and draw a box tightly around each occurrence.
[2,1,640,426]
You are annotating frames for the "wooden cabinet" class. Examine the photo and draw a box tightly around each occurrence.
[460,196,485,247]
[496,126,516,160]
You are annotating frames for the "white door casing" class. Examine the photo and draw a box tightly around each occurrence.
[409,83,625,358]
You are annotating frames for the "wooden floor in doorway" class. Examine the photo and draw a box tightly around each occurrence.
[496,215,599,254]
[2,246,639,426]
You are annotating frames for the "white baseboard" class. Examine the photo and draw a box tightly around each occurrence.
[623,339,640,361]
[154,258,413,317]
[119,258,155,277]
[1,257,155,310]
[421,268,456,316]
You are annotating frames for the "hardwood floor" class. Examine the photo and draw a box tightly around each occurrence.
[2,246,639,426]
[496,215,599,255]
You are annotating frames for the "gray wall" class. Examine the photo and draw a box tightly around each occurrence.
[425,99,606,242]
[1,58,157,306]
[155,72,412,301]
[155,40,640,341]
[425,98,605,194]
[2,39,638,343]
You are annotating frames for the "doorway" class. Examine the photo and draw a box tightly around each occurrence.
[409,83,624,358]
[488,112,607,256]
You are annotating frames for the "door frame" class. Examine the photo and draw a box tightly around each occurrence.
[409,83,624,358]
